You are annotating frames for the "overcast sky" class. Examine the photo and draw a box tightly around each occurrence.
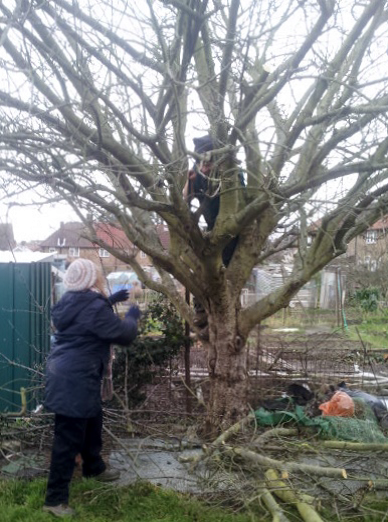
[0,0,381,245]
[0,199,78,243]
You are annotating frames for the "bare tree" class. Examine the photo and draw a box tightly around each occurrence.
[1,0,388,430]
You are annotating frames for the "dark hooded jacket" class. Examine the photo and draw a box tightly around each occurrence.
[44,290,138,418]
[190,135,245,231]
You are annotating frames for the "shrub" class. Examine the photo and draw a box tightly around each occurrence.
[351,287,380,312]
[112,295,187,407]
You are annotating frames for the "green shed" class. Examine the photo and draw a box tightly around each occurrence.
[0,261,51,413]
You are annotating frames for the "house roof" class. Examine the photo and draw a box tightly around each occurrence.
[40,221,170,252]
[40,221,134,250]
[39,222,93,248]
[94,223,133,250]
[369,217,388,231]
[308,216,388,236]
[16,240,42,252]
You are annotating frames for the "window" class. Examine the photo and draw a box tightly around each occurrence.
[365,230,377,244]
[99,248,110,258]
[140,251,147,259]
[57,238,66,247]
[49,248,56,253]
[68,247,80,257]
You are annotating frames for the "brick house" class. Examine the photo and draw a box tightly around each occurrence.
[39,221,170,273]
[346,217,388,271]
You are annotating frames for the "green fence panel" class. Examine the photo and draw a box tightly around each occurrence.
[0,262,51,413]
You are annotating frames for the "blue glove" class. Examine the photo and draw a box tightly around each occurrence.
[108,289,129,305]
[125,305,141,321]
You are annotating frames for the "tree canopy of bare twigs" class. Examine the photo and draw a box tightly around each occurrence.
[0,0,388,430]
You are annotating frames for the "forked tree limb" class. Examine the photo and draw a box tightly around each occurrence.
[257,485,292,522]
[265,469,324,522]
[178,413,255,466]
[224,445,347,479]
[210,413,256,447]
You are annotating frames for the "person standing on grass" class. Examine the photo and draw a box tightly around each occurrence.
[43,258,141,518]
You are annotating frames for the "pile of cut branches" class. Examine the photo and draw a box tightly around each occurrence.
[180,414,388,521]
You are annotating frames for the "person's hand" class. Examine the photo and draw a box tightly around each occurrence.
[108,289,130,305]
[183,167,199,200]
[125,305,141,321]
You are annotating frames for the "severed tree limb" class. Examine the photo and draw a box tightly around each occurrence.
[209,413,256,447]
[178,413,255,466]
[257,485,292,522]
[224,445,347,479]
[265,469,324,522]
[368,479,388,490]
[1,387,27,417]
[254,427,299,445]
[345,477,388,490]
[321,441,388,452]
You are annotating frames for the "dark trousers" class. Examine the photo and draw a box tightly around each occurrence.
[45,411,106,506]
[194,236,238,317]
[222,236,238,267]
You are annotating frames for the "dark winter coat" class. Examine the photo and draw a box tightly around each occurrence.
[190,167,245,227]
[44,290,137,418]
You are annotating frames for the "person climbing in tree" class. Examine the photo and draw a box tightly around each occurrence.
[183,135,244,335]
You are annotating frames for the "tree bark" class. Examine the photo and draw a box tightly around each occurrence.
[204,316,250,433]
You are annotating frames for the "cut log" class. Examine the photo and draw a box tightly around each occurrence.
[321,441,388,452]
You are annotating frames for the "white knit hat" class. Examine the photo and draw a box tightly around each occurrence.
[63,259,98,291]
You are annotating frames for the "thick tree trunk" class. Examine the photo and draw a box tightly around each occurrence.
[204,311,249,435]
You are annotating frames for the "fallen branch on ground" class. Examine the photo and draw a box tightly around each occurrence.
[254,427,299,445]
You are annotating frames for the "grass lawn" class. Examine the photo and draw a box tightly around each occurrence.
[346,312,388,352]
[0,478,260,522]
[265,306,388,352]
[2,476,388,522]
